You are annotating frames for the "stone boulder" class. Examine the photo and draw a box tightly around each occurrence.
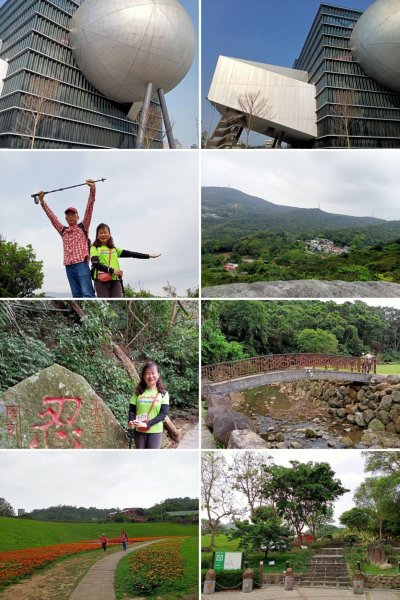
[213,411,254,446]
[205,393,232,410]
[206,406,226,429]
[0,364,127,449]
[228,429,269,449]
[368,418,385,432]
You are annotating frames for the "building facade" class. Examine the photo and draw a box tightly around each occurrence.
[0,0,162,148]
[294,3,400,148]
[207,1,400,149]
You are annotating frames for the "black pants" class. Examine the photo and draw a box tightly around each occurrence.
[134,431,163,449]
[94,280,123,298]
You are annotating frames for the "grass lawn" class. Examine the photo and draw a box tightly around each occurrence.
[0,517,197,551]
[376,363,400,375]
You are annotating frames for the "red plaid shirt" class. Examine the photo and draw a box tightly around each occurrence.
[41,187,96,265]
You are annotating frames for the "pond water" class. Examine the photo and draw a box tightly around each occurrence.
[230,384,365,449]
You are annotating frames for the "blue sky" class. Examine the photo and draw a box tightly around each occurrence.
[201,0,372,137]
[0,0,199,148]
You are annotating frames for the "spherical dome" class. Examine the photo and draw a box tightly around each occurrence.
[70,0,196,103]
[350,0,400,92]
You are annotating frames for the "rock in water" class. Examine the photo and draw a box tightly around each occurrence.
[0,364,127,449]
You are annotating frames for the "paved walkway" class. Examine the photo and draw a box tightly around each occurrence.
[69,540,159,600]
[202,587,400,600]
[177,422,200,449]
[201,421,215,449]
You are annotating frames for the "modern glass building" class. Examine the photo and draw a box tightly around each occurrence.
[294,3,400,149]
[0,0,163,148]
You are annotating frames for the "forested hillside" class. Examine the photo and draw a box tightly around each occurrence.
[202,187,400,287]
[19,497,198,522]
[202,300,400,365]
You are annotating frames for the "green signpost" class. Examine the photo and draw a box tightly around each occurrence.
[214,551,243,570]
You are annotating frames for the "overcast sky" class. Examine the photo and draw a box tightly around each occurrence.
[207,449,371,526]
[0,150,199,297]
[202,151,400,221]
[0,451,199,512]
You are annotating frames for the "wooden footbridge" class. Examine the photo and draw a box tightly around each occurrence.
[202,353,376,384]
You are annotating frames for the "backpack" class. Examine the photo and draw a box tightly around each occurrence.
[62,222,91,253]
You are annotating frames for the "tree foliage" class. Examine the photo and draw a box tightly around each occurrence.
[297,328,339,354]
[0,237,44,297]
[201,452,241,547]
[0,498,15,517]
[229,506,292,559]
[339,507,372,532]
[229,452,273,518]
[202,300,396,363]
[263,461,348,544]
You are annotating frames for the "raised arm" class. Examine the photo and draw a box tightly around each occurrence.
[120,250,161,259]
[81,180,96,232]
[37,192,64,235]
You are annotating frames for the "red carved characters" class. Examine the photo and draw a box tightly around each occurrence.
[30,397,83,449]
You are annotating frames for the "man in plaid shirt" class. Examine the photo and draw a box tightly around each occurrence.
[37,179,96,298]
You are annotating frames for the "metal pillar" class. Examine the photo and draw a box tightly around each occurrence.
[158,87,176,149]
[135,81,153,149]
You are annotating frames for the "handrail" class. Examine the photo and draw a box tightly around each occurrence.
[202,353,377,383]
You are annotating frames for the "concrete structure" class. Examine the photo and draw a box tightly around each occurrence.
[207,56,317,147]
[70,0,195,103]
[205,369,373,395]
[0,0,194,148]
[350,0,400,92]
[207,0,400,148]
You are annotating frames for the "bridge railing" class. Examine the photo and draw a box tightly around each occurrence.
[201,353,376,383]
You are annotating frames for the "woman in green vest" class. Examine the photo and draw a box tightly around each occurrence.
[90,223,160,297]
[128,361,170,449]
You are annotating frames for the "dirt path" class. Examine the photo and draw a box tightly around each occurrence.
[0,547,121,600]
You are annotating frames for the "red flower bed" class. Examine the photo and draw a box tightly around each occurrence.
[0,537,156,587]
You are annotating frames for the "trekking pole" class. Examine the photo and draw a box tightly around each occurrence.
[31,178,107,204]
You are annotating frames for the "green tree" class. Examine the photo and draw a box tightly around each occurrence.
[0,237,44,297]
[339,507,372,532]
[354,476,400,538]
[0,497,15,517]
[263,461,348,544]
[229,506,292,559]
[297,328,338,354]
[201,320,247,364]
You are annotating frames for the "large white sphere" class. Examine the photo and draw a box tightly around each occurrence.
[70,0,196,103]
[350,0,400,92]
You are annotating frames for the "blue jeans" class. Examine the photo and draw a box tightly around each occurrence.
[65,261,95,298]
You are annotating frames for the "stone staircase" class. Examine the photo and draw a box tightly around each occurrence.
[300,546,351,588]
[206,109,244,148]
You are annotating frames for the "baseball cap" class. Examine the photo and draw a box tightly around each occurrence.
[65,207,78,214]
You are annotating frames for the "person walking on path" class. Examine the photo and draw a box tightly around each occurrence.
[120,530,128,552]
[100,533,108,552]
[90,223,160,298]
[37,179,96,298]
[128,361,169,450]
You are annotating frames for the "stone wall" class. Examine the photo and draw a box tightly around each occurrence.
[205,369,371,395]
[279,376,400,435]
[364,575,400,589]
